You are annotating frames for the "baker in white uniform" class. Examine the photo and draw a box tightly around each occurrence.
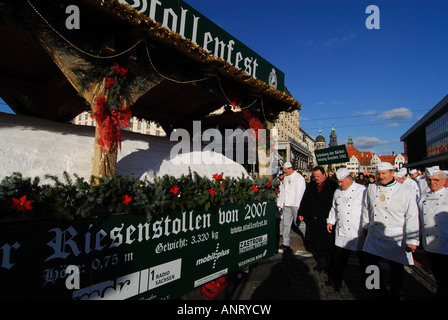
[418,166,448,299]
[277,161,306,250]
[361,162,420,299]
[326,168,367,291]
[417,169,431,196]
[400,168,421,201]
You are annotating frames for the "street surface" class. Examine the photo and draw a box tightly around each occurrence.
[229,225,438,300]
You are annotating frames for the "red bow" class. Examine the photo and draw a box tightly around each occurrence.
[91,94,131,153]
[242,109,264,141]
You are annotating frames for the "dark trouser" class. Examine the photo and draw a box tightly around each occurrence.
[425,251,448,300]
[314,253,332,271]
[329,247,366,287]
[363,252,404,299]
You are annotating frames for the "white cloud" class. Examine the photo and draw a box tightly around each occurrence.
[377,107,413,121]
[354,136,388,149]
[381,149,396,155]
[385,123,399,127]
[323,32,356,49]
[323,37,339,49]
[332,100,346,105]
[359,110,377,116]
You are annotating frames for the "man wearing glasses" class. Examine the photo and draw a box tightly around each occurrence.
[418,166,448,299]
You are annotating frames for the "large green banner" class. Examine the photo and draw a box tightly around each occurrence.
[118,0,285,91]
[0,200,276,300]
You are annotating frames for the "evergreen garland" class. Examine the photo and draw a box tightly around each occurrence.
[0,171,279,223]
[72,62,146,110]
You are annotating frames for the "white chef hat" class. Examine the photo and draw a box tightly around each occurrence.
[425,166,442,177]
[336,168,350,180]
[377,162,394,171]
[399,168,408,176]
[394,171,405,178]
[409,169,418,174]
[283,161,293,168]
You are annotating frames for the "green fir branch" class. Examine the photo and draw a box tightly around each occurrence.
[0,171,279,222]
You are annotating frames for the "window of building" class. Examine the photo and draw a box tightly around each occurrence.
[426,112,448,157]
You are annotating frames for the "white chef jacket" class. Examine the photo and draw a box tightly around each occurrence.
[417,176,430,196]
[278,171,306,208]
[362,180,420,265]
[403,177,420,201]
[327,182,366,251]
[276,181,284,208]
[418,188,448,255]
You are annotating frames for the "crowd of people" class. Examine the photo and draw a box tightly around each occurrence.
[275,162,448,300]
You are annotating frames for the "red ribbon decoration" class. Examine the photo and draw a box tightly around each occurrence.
[105,77,115,90]
[91,94,131,153]
[113,62,128,79]
[242,109,264,142]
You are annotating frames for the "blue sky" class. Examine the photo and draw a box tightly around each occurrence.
[184,0,448,155]
[2,0,447,156]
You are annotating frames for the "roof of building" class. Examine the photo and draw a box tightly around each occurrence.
[299,127,315,142]
[347,145,373,166]
[378,155,396,163]
[315,129,326,143]
[347,145,406,167]
[316,135,326,143]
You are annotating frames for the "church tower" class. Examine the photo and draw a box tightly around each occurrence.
[347,134,354,146]
[329,122,338,147]
[315,128,326,150]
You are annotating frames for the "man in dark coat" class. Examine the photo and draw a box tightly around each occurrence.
[298,166,338,272]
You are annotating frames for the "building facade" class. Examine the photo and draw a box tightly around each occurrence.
[401,94,448,170]
[273,109,315,173]
[73,111,166,137]
[346,140,407,174]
